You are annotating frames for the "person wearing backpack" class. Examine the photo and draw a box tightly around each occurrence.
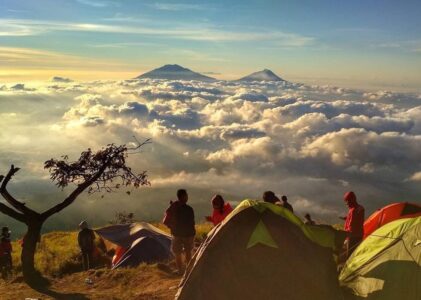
[163,189,195,275]
[78,221,96,271]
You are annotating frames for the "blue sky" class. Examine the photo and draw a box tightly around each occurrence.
[1,0,421,89]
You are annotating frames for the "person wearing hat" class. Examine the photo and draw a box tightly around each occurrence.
[78,221,96,271]
[343,191,365,258]
[0,226,12,279]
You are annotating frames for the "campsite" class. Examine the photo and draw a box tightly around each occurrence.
[1,0,421,299]
[0,200,419,300]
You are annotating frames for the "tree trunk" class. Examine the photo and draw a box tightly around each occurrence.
[21,220,43,284]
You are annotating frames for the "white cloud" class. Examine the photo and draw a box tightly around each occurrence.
[151,3,207,11]
[408,171,421,182]
[76,0,118,8]
[2,78,421,224]
[0,18,315,45]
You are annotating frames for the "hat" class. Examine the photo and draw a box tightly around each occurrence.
[79,220,88,229]
[344,191,356,203]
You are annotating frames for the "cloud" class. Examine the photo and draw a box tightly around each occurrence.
[76,0,118,8]
[51,76,73,83]
[0,46,133,75]
[301,128,421,169]
[151,3,207,11]
[0,18,315,45]
[0,83,35,92]
[2,77,421,228]
[408,171,421,182]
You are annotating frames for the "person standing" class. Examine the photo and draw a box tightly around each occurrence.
[343,191,365,258]
[0,227,12,279]
[78,221,96,271]
[206,194,233,226]
[164,189,195,275]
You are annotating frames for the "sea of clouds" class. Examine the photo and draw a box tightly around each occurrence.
[1,77,421,234]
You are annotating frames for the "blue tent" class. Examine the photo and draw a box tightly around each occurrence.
[96,222,172,269]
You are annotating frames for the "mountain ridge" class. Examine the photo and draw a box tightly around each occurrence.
[136,64,216,81]
[136,65,287,83]
[238,69,285,82]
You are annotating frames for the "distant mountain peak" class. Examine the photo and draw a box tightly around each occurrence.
[156,64,187,71]
[238,69,285,82]
[136,64,216,81]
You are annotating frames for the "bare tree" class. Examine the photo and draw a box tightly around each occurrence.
[0,141,150,283]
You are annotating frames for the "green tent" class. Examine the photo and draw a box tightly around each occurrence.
[176,200,344,300]
[339,216,421,300]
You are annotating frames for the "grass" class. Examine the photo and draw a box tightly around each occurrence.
[154,222,213,242]
[0,263,180,300]
[11,231,84,277]
[10,222,214,278]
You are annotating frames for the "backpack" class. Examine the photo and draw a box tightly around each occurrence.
[163,201,177,230]
[78,229,95,251]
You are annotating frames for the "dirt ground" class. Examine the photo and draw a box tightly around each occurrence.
[0,265,181,300]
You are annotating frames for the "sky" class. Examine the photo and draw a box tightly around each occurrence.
[1,0,421,90]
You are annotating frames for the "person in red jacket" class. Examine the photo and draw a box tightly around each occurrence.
[206,195,233,226]
[0,226,12,279]
[343,191,365,258]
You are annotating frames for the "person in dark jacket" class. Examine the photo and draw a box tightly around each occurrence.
[281,195,294,213]
[78,221,96,271]
[165,189,195,275]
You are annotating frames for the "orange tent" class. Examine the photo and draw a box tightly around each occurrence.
[363,202,421,239]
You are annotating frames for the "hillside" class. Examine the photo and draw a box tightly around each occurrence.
[0,265,179,300]
[0,223,212,300]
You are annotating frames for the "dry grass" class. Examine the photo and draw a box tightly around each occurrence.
[2,222,212,299]
[0,264,180,300]
[11,231,105,277]
[10,222,213,278]
[154,222,213,242]
[3,222,212,299]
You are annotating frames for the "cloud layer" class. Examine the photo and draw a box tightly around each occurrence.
[1,78,421,232]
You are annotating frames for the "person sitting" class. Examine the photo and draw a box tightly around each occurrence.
[281,195,294,213]
[304,213,316,225]
[262,191,281,205]
[78,221,96,271]
[0,227,12,279]
[206,195,233,226]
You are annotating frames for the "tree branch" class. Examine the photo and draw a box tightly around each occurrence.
[0,202,26,223]
[0,165,38,216]
[41,161,109,220]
